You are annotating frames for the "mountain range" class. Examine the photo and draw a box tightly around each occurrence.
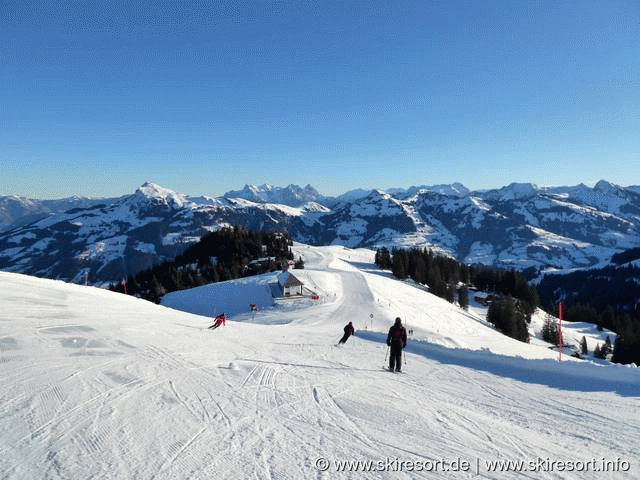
[1,180,640,284]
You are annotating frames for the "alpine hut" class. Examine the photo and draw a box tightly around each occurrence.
[277,271,304,297]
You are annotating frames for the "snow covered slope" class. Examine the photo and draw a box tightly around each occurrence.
[1,245,638,479]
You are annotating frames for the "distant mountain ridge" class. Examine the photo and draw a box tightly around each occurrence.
[1,180,640,284]
[223,184,329,207]
[0,195,119,232]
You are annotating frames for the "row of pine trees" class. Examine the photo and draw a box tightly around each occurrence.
[376,246,640,364]
[540,313,614,359]
[538,265,640,365]
[375,247,538,343]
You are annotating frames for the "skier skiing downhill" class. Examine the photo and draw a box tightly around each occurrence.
[209,313,226,329]
[338,321,355,344]
[386,317,407,372]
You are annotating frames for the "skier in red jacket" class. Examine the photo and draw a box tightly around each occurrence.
[209,313,226,329]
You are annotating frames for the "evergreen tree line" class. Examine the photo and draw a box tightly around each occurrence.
[487,296,530,343]
[375,247,538,343]
[538,265,640,321]
[611,246,640,265]
[110,227,293,303]
[538,265,640,365]
[540,314,613,359]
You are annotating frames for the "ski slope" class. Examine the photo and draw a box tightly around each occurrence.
[1,245,639,479]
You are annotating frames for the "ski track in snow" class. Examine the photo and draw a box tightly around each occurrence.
[1,245,639,479]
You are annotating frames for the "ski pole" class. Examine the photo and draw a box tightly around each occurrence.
[384,346,389,362]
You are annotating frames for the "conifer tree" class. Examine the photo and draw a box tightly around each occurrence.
[445,283,456,303]
[593,343,606,359]
[427,267,442,292]
[375,247,392,270]
[541,314,559,345]
[412,255,427,285]
[391,253,407,279]
[487,296,529,343]
[612,314,640,365]
[580,336,588,355]
[458,285,469,310]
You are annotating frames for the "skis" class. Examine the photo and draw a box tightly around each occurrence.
[382,366,404,374]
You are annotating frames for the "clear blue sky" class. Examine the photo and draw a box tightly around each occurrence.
[1,0,639,199]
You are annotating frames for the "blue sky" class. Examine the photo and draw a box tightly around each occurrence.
[1,0,639,199]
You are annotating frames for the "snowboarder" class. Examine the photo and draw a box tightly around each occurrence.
[386,317,407,372]
[209,313,226,329]
[338,321,355,344]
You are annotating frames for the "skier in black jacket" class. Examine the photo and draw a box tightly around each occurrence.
[338,322,355,344]
[386,317,407,372]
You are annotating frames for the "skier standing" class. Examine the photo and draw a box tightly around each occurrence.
[338,321,355,344]
[386,317,407,372]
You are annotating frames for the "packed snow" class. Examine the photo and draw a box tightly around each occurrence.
[1,245,639,479]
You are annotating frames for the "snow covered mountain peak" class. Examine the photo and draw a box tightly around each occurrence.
[387,183,470,199]
[594,180,621,195]
[132,181,186,209]
[223,183,325,207]
[432,182,470,197]
[248,183,274,195]
[369,188,391,198]
[487,182,539,201]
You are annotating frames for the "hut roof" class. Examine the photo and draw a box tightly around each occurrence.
[277,271,303,287]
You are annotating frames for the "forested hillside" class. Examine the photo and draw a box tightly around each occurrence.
[111,227,294,302]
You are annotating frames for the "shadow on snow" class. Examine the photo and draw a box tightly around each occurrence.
[355,331,640,398]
